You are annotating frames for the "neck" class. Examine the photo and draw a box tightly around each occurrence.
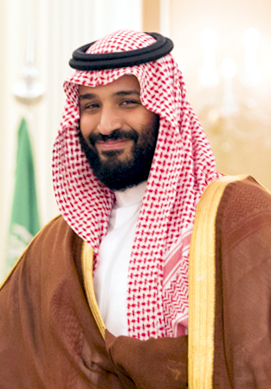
[114,181,147,208]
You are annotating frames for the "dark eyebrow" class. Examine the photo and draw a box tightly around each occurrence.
[79,93,96,101]
[113,90,140,97]
[79,90,140,101]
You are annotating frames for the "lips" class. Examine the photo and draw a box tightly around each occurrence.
[96,138,131,151]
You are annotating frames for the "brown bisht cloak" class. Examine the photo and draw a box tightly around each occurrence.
[0,175,270,388]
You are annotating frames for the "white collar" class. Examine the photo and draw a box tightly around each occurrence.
[114,181,147,208]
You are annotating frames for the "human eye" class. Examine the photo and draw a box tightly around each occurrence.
[120,98,140,107]
[81,101,100,111]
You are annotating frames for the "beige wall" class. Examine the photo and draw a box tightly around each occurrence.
[142,0,160,32]
[142,0,271,189]
[168,0,271,189]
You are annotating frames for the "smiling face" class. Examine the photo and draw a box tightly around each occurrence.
[78,75,159,191]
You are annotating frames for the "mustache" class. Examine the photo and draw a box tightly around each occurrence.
[87,129,138,146]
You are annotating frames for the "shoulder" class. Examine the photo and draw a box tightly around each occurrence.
[25,214,84,262]
[218,175,271,206]
[19,214,80,257]
[209,176,271,253]
[194,175,271,249]
[214,175,271,228]
[1,215,83,290]
[200,174,271,221]
[32,214,77,244]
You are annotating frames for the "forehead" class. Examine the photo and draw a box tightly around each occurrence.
[78,74,140,97]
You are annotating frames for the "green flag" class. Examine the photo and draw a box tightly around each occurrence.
[5,118,40,273]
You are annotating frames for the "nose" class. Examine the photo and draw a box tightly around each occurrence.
[96,105,123,135]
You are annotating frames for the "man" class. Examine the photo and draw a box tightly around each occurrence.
[0,30,271,388]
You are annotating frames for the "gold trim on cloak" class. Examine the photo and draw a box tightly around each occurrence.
[188,174,249,389]
[81,241,106,339]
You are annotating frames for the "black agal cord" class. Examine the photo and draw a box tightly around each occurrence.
[69,32,174,71]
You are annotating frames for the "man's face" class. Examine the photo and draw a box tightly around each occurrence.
[78,75,159,191]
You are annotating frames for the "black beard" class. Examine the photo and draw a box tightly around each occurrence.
[78,118,159,191]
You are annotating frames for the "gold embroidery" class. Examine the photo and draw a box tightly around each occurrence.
[188,174,248,388]
[81,241,106,339]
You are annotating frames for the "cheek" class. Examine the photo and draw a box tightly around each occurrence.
[144,109,158,126]
[80,115,96,139]
[134,110,157,129]
[138,112,159,145]
[142,112,159,134]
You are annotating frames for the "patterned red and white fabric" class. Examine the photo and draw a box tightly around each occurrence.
[52,29,221,340]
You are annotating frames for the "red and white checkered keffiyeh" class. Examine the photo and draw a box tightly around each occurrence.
[52,30,220,340]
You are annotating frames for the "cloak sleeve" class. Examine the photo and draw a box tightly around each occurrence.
[105,330,188,389]
[189,175,271,388]
[0,216,124,388]
[214,176,271,388]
